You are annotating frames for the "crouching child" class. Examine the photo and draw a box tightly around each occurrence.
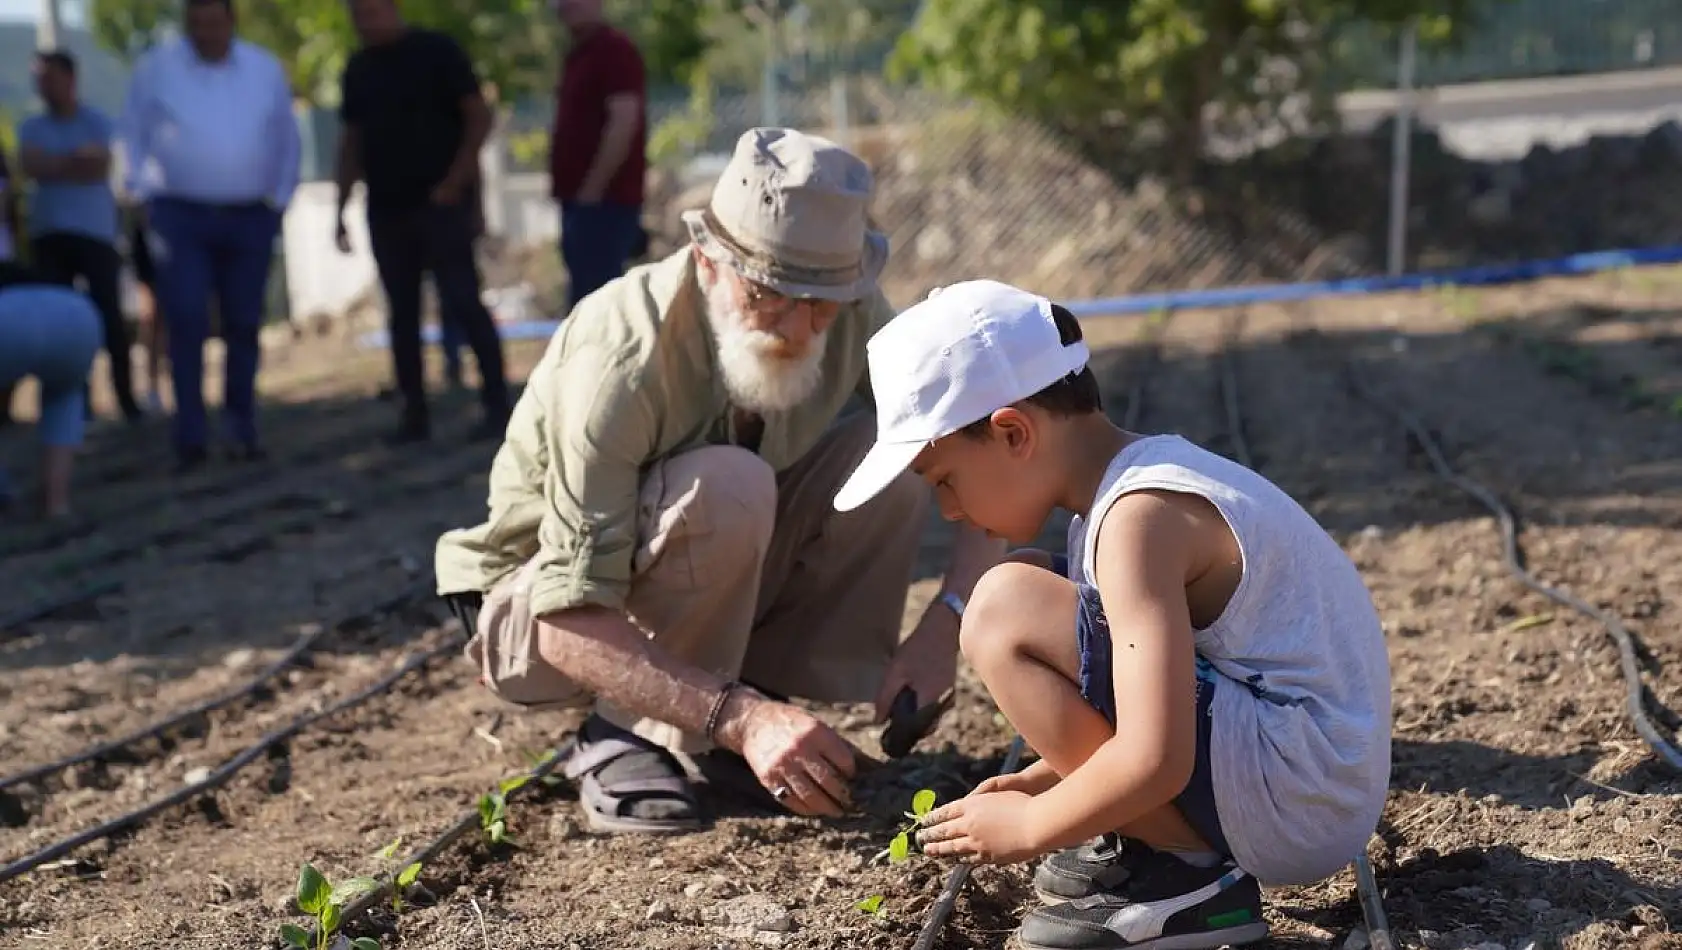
[831,280,1393,950]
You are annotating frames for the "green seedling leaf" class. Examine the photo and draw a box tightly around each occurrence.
[330,876,381,906]
[911,789,937,818]
[477,793,495,824]
[396,862,423,888]
[488,819,507,844]
[888,831,910,864]
[1502,612,1554,633]
[295,864,331,916]
[855,895,885,916]
[350,939,382,950]
[320,902,342,937]
[377,837,403,861]
[278,923,311,948]
[499,774,530,796]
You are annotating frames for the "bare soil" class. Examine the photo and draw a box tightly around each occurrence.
[2,270,1680,950]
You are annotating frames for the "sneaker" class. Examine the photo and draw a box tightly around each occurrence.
[1035,834,1158,903]
[1018,856,1269,950]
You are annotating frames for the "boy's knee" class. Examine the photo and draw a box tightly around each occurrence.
[960,560,1064,665]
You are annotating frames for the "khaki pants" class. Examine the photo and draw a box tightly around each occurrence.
[464,412,929,753]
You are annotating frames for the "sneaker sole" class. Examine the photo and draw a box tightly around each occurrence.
[1017,921,1270,950]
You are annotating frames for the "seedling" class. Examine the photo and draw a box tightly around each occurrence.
[855,895,887,917]
[373,837,424,918]
[877,788,938,864]
[477,772,530,847]
[519,748,566,789]
[278,862,381,950]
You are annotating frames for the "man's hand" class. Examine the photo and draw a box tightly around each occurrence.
[916,790,1044,865]
[872,595,960,725]
[431,174,467,206]
[722,693,858,818]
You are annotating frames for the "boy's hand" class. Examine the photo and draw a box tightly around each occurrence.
[915,790,1043,865]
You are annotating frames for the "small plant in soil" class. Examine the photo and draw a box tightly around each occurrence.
[878,788,938,864]
[279,862,381,950]
[855,895,887,918]
[374,837,424,918]
[477,773,531,847]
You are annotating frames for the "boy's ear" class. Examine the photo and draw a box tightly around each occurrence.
[992,406,1033,452]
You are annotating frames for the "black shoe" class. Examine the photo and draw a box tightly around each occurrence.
[225,443,267,463]
[1036,834,1159,903]
[174,446,210,474]
[1018,854,1268,950]
[386,416,431,445]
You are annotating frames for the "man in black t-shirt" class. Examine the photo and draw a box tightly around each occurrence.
[335,0,512,444]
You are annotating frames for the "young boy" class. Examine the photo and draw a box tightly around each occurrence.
[833,280,1392,950]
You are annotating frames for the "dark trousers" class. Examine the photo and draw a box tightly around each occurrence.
[147,197,281,455]
[560,200,643,315]
[32,231,140,420]
[367,200,510,428]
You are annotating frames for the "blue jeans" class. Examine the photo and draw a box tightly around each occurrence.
[0,284,103,467]
[559,201,643,315]
[146,197,281,455]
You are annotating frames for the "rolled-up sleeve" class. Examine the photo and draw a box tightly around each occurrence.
[526,342,659,618]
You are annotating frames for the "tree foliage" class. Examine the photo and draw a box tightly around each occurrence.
[886,0,1492,168]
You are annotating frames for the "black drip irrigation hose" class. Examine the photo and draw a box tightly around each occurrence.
[2,451,483,635]
[1339,361,1682,772]
[0,576,436,793]
[910,736,1027,950]
[0,629,464,885]
[315,746,569,947]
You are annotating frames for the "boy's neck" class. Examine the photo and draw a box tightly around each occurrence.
[1057,415,1141,517]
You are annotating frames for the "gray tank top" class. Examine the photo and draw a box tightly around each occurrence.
[1066,434,1392,885]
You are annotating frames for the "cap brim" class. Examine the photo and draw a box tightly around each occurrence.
[833,439,927,512]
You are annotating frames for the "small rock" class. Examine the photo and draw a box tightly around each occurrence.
[223,648,256,670]
[183,766,212,786]
[648,857,666,869]
[646,900,673,922]
[547,813,580,840]
[1360,525,1383,541]
[683,881,707,899]
[1613,816,1631,834]
[710,893,795,933]
[1343,929,1371,950]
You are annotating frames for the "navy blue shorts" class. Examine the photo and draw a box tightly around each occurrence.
[1052,554,1231,857]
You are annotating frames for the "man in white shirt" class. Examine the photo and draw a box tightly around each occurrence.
[118,0,300,472]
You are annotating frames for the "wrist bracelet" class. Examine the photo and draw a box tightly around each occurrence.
[937,590,966,619]
[706,680,742,741]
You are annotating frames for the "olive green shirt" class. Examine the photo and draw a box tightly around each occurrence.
[434,247,898,617]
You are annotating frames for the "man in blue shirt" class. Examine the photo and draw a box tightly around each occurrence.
[118,0,301,471]
[17,49,141,424]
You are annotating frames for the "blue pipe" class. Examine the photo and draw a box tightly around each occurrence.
[354,242,1682,350]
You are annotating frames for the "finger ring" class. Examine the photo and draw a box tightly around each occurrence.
[771,785,790,800]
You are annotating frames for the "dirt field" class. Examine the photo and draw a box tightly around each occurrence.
[2,268,1680,950]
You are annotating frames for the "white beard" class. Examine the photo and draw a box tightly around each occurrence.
[704,276,828,413]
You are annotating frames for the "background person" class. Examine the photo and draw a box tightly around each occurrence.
[337,0,513,444]
[118,0,300,471]
[17,49,142,426]
[548,0,648,313]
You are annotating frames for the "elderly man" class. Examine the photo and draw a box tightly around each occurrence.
[118,0,300,471]
[436,128,1003,833]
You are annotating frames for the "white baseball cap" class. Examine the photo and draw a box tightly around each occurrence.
[833,279,1091,512]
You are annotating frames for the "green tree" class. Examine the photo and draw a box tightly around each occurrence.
[887,0,1490,175]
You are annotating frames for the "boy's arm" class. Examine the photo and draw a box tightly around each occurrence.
[1021,490,1204,854]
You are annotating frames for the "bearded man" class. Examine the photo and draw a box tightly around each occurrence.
[434,128,1004,833]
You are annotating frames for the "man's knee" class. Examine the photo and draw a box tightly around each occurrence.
[643,444,778,567]
[960,560,1069,667]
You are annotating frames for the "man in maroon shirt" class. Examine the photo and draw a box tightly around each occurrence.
[549,0,647,314]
